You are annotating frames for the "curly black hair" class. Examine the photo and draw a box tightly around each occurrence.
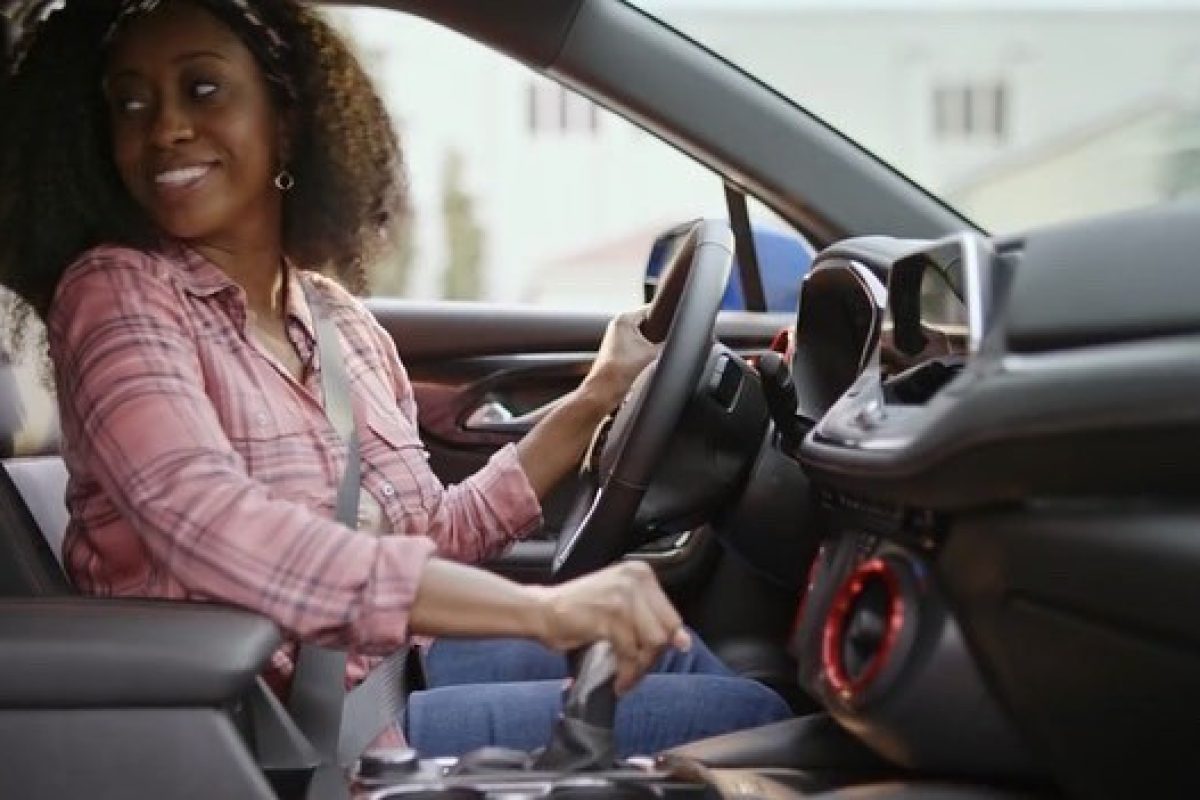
[0,0,407,335]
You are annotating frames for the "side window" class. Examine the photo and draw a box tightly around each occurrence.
[330,7,812,312]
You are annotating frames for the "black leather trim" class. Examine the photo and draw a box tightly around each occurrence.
[0,598,280,707]
[1006,204,1200,352]
[0,707,277,800]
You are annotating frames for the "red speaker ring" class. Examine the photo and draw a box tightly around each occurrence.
[821,557,906,701]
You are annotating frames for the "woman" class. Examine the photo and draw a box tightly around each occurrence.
[0,0,790,759]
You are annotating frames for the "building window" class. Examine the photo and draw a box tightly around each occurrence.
[527,78,600,136]
[933,81,1009,142]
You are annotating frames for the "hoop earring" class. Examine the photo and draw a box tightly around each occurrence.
[274,169,295,192]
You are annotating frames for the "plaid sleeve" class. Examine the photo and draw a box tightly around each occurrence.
[365,314,543,563]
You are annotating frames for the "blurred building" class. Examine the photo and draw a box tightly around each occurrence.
[329,2,1200,305]
[658,1,1200,230]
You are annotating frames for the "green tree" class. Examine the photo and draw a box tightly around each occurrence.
[441,149,485,300]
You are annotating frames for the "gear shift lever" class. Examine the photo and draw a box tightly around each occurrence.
[532,641,619,771]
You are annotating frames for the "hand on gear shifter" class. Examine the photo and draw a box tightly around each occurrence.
[532,641,620,772]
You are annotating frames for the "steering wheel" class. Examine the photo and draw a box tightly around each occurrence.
[551,219,734,580]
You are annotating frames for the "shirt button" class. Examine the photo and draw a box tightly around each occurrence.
[380,482,396,498]
[255,411,269,426]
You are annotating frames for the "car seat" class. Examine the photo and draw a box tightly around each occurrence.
[0,300,314,799]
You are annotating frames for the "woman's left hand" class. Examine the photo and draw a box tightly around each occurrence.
[514,307,658,497]
[581,306,658,410]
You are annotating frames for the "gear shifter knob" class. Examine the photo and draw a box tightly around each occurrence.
[564,641,618,729]
[533,642,619,771]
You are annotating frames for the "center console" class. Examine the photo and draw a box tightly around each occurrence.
[349,644,707,800]
[343,647,911,799]
[344,630,1038,800]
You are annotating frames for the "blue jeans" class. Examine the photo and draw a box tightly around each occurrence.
[404,636,791,758]
[421,634,735,685]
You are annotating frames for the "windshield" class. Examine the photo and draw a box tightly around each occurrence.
[634,0,1200,234]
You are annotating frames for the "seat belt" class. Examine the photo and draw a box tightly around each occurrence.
[287,280,410,794]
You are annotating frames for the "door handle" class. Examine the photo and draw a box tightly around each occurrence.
[463,397,563,434]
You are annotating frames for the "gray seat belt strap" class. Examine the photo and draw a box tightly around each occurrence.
[338,644,409,764]
[288,280,409,782]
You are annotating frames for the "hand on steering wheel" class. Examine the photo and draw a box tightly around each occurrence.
[552,220,735,580]
[577,307,659,412]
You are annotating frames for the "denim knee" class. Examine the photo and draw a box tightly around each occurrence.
[735,679,793,726]
[613,674,792,757]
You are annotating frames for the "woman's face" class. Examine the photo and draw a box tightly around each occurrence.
[104,1,286,249]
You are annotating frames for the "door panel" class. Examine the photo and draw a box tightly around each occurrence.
[368,299,792,585]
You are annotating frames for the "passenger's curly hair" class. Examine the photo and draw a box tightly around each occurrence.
[0,0,406,336]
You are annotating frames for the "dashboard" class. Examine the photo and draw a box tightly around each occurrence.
[771,203,1200,795]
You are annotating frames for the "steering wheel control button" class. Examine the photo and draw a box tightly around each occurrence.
[708,354,743,410]
[821,557,917,705]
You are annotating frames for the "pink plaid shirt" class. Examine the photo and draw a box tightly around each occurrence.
[49,242,541,697]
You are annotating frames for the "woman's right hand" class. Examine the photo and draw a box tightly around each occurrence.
[530,560,691,693]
